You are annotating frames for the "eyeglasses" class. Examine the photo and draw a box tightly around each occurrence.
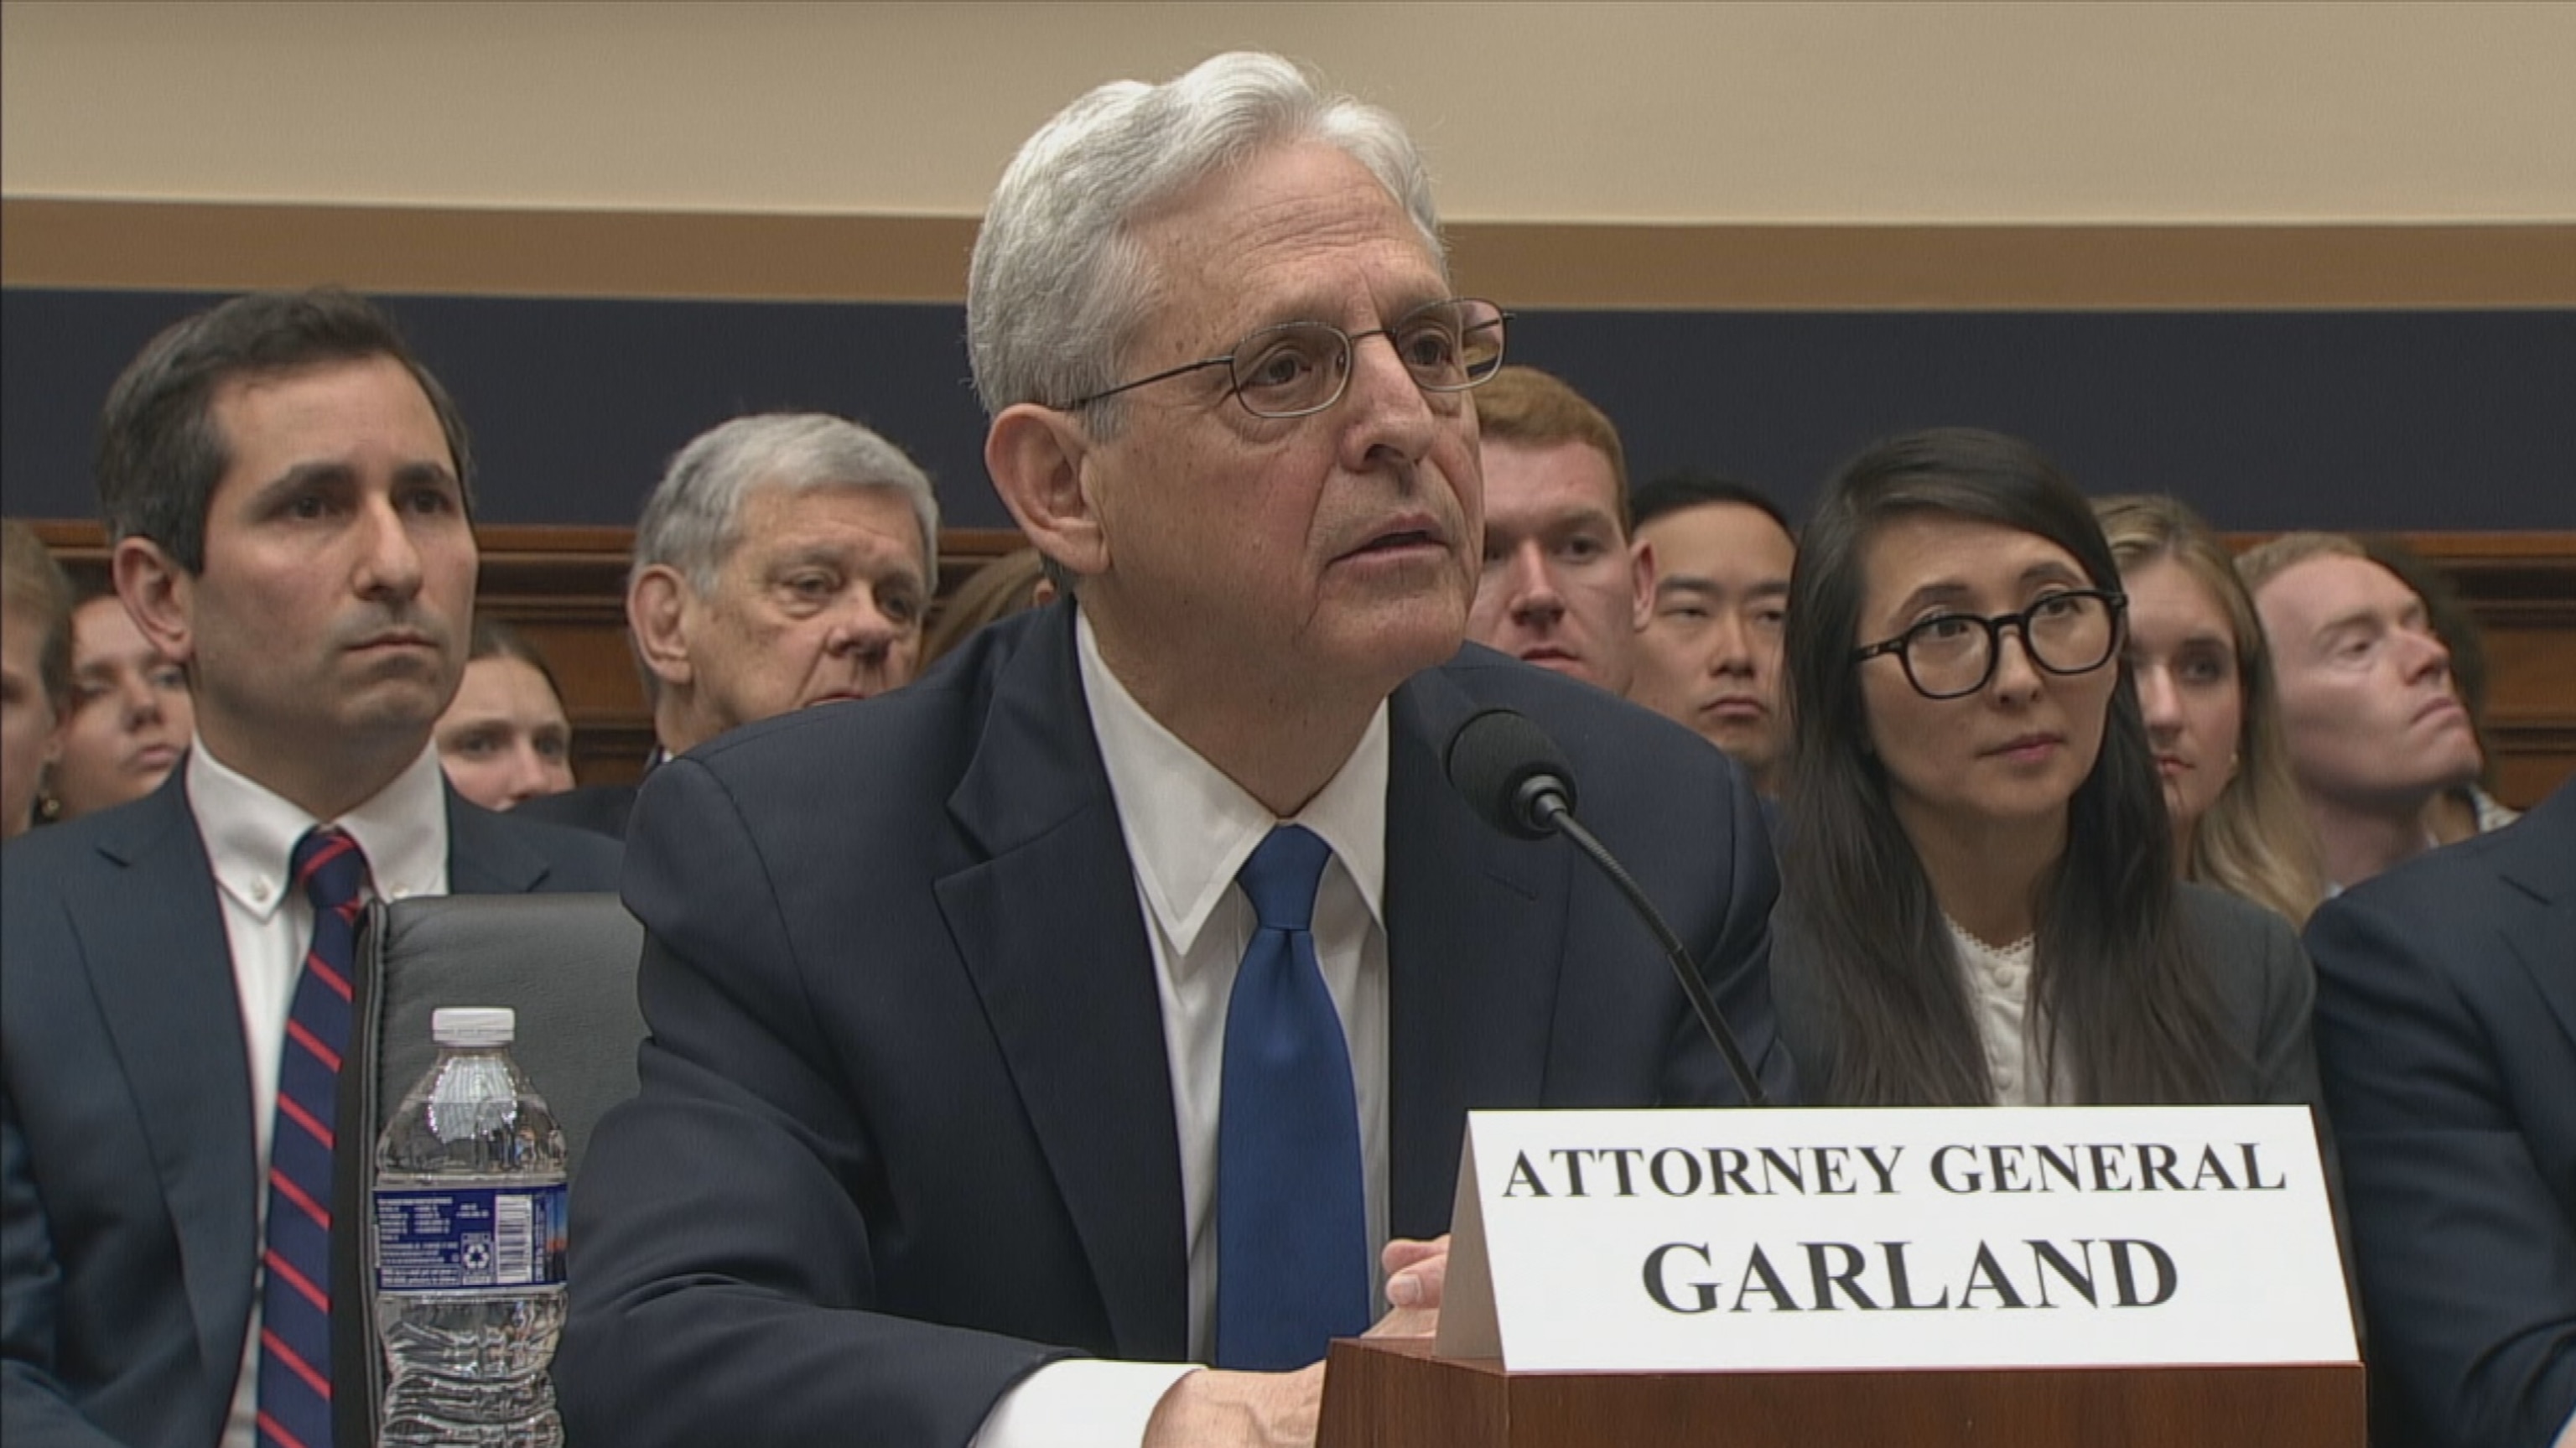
[1852,589,2127,700]
[1049,297,1510,419]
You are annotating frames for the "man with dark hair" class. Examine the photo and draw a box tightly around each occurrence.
[2,288,619,1448]
[1626,474,1798,795]
[1464,366,1653,695]
[559,52,1789,1448]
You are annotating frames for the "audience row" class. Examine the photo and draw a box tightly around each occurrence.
[2,45,2564,1448]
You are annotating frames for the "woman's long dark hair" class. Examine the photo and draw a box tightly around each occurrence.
[1779,428,2233,1105]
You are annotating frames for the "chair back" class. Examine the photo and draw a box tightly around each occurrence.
[330,891,647,1444]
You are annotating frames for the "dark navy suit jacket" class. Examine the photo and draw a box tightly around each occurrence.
[558,603,1793,1448]
[512,781,641,842]
[0,771,621,1448]
[2309,778,2576,1448]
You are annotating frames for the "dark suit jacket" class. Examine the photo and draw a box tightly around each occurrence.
[0,771,621,1448]
[2308,779,2576,1448]
[1773,881,2333,1110]
[512,781,641,841]
[558,605,1792,1448]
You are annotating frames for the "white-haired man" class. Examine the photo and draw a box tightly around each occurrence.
[517,411,937,838]
[561,53,1789,1448]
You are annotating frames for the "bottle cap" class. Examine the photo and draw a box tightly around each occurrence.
[431,1007,517,1047]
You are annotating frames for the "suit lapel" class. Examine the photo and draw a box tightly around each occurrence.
[77,777,259,1393]
[934,610,1187,1360]
[445,789,552,895]
[1382,668,1571,1238]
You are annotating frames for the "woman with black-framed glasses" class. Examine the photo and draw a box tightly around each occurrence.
[1770,427,2334,1122]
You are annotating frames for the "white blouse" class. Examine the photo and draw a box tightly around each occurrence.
[1946,917,2059,1105]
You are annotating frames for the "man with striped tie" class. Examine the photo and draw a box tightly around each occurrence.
[1,289,620,1448]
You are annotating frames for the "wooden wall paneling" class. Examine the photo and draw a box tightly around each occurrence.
[10,202,2574,310]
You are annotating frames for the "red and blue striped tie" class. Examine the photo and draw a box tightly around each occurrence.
[255,826,368,1448]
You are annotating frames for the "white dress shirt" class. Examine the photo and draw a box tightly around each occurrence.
[972,611,1392,1447]
[194,740,451,1448]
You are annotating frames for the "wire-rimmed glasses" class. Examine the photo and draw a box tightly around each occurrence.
[1048,296,1509,419]
[1852,589,2127,699]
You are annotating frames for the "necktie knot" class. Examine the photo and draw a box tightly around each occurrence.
[1238,824,1331,933]
[292,826,370,915]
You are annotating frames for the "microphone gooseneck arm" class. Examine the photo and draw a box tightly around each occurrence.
[1524,786,1771,1108]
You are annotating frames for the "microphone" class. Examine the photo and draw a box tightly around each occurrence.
[1444,708,1770,1107]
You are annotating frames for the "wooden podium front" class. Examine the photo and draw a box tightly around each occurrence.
[1318,1337,2365,1448]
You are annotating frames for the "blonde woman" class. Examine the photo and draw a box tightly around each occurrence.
[2095,495,2324,925]
[1,519,73,838]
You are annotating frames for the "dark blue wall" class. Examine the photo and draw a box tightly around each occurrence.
[6,288,2569,532]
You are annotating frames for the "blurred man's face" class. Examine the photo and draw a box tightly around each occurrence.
[2255,553,2481,812]
[1628,501,1794,790]
[435,652,574,811]
[1468,439,1649,694]
[667,483,928,748]
[0,605,56,838]
[50,594,194,820]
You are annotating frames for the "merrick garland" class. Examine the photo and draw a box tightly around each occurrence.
[558,50,1791,1448]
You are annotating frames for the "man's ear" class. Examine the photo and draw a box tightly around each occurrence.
[986,404,1109,581]
[1628,537,1658,632]
[113,537,196,667]
[627,565,696,688]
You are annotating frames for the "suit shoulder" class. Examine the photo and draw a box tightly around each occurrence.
[2177,880,2298,952]
[2,814,102,881]
[2176,881,2310,1029]
[484,810,624,890]
[2329,793,2566,920]
[512,783,637,838]
[2,822,94,931]
[681,608,1036,786]
[0,792,184,900]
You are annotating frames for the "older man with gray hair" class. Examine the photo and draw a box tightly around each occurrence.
[562,51,1785,1448]
[518,411,937,838]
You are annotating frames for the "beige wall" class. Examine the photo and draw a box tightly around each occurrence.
[6,0,2573,225]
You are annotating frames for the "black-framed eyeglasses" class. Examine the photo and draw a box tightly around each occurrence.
[1852,589,2127,700]
[1046,296,1510,419]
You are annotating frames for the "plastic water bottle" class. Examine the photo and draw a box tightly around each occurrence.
[373,1007,569,1446]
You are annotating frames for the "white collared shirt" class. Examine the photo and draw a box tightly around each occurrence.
[194,738,450,1448]
[1947,918,2046,1106]
[971,610,1393,1447]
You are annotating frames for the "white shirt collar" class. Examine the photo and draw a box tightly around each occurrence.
[1073,608,1388,966]
[187,735,452,920]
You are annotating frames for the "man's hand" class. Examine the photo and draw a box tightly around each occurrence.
[1368,1234,1449,1339]
[1140,1234,1454,1446]
[1141,1364,1322,1448]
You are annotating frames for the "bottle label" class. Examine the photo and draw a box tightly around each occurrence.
[373,1185,569,1292]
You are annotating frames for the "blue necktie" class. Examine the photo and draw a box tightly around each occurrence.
[256,826,368,1448]
[1215,824,1368,1369]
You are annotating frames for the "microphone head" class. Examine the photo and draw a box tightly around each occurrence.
[1444,708,1579,841]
